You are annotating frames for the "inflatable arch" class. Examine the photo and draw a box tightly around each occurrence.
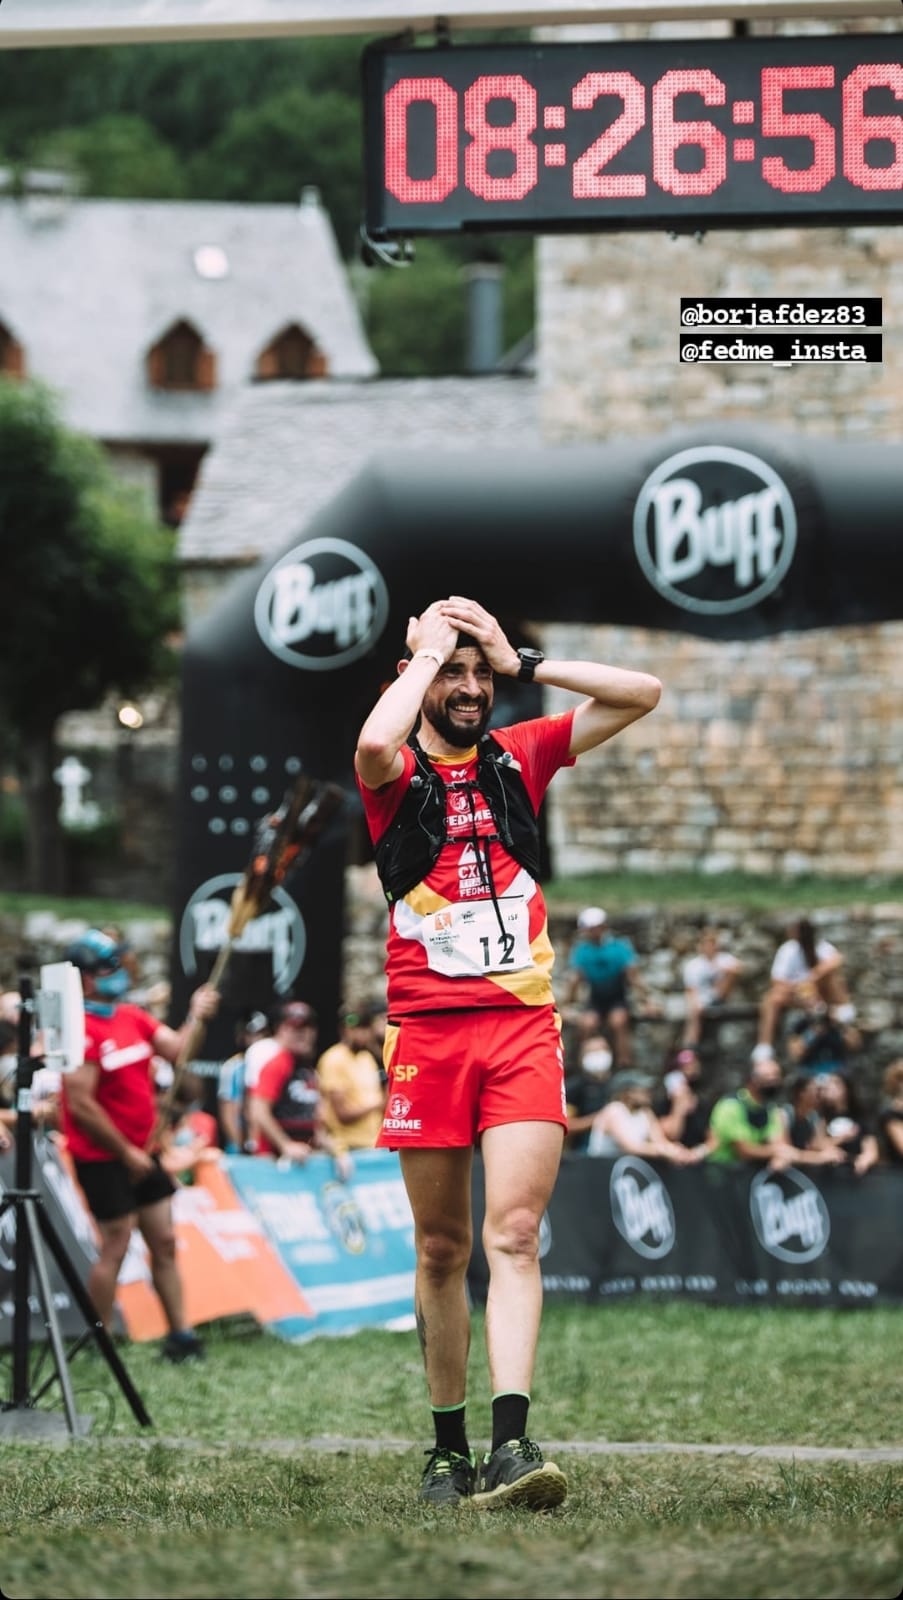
[170,424,902,1048]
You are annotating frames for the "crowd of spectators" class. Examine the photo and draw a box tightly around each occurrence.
[561,907,903,1174]
[2,907,901,1182]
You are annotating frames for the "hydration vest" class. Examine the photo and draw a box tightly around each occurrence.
[373,732,541,905]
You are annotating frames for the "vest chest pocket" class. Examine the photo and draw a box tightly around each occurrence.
[421,896,532,978]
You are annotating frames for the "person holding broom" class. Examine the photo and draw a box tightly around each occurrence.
[60,929,219,1362]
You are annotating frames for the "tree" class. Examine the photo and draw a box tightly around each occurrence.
[188,86,363,258]
[0,381,180,892]
[34,114,186,199]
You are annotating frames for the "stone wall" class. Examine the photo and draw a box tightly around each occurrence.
[538,619,903,881]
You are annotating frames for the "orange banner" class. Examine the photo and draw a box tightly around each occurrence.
[113,1160,315,1340]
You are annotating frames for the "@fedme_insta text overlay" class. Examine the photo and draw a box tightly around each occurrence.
[679,298,883,364]
[680,334,882,364]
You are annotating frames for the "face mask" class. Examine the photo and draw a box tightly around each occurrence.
[582,1050,612,1077]
[94,967,130,1000]
[756,1081,782,1102]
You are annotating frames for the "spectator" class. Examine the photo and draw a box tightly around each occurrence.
[0,999,60,1138]
[681,927,743,1050]
[316,1004,386,1156]
[59,928,218,1358]
[587,1070,699,1163]
[707,1051,793,1169]
[159,1073,221,1185]
[780,1074,847,1168]
[757,916,852,1049]
[564,907,656,1067]
[0,1018,17,1149]
[818,1071,879,1177]
[785,1005,861,1077]
[654,1048,711,1154]
[247,1000,349,1175]
[877,1060,903,1165]
[217,1011,271,1154]
[565,1034,613,1152]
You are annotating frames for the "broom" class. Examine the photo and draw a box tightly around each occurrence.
[153,774,345,1139]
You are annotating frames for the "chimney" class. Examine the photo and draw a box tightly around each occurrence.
[464,257,503,374]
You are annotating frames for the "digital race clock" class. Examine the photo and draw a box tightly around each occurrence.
[362,35,903,234]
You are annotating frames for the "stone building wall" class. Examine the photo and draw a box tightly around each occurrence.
[539,619,903,881]
[537,13,903,882]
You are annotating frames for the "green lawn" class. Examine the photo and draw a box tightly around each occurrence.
[1,1302,901,1599]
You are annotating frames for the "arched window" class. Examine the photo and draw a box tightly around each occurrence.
[146,319,216,391]
[0,321,25,379]
[255,323,328,382]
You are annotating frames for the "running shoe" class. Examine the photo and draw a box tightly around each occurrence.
[160,1331,205,1364]
[471,1438,567,1510]
[419,1446,476,1505]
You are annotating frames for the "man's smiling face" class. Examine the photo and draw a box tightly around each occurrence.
[421,647,494,748]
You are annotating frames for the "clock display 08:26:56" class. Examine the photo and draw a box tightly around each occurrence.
[365,38,903,231]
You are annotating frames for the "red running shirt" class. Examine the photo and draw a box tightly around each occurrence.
[357,713,575,1016]
[62,1004,160,1162]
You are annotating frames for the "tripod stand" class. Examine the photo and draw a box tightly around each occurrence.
[0,976,152,1440]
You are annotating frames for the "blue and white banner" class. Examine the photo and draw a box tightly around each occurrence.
[224,1150,417,1340]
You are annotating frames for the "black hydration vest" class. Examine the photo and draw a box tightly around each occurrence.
[373,732,541,905]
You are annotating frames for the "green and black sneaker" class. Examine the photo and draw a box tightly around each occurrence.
[419,1446,477,1505]
[471,1438,567,1511]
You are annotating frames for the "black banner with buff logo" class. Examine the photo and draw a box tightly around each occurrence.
[467,1156,903,1308]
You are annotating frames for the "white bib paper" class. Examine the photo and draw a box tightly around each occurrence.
[421,896,532,978]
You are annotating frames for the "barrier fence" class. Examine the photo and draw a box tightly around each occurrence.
[1,1142,900,1350]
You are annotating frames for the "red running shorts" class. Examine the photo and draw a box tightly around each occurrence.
[377,1006,567,1149]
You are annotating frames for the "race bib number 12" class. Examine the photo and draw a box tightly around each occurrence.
[423,897,532,978]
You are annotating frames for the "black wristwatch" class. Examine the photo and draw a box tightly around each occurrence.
[516,647,545,683]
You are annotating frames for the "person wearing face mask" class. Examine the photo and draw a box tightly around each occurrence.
[59,928,219,1360]
[565,1035,614,1152]
[707,1050,793,1169]
[654,1048,712,1155]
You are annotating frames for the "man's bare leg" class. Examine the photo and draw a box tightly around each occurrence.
[89,1214,134,1331]
[399,1147,474,1406]
[473,1119,567,1509]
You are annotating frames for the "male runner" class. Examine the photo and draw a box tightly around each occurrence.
[355,596,662,1509]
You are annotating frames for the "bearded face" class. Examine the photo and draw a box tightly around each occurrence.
[420,649,494,749]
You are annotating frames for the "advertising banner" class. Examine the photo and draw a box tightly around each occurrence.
[468,1156,903,1309]
[112,1160,313,1341]
[224,1150,417,1340]
[0,1136,114,1342]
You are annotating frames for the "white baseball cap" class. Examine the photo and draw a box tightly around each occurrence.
[577,907,607,930]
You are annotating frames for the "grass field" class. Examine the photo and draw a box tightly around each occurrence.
[1,1302,901,1599]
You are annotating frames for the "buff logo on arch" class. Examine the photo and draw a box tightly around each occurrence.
[632,446,798,616]
[169,426,903,1041]
[254,537,390,670]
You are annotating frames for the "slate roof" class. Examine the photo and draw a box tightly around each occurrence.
[0,188,376,444]
[178,373,539,565]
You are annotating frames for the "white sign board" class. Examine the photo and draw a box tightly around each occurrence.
[0,0,895,49]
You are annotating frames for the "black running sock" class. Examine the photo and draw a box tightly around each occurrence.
[491,1392,530,1454]
[432,1404,469,1457]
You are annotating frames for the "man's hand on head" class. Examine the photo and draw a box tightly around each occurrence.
[439,597,520,676]
[406,602,458,663]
